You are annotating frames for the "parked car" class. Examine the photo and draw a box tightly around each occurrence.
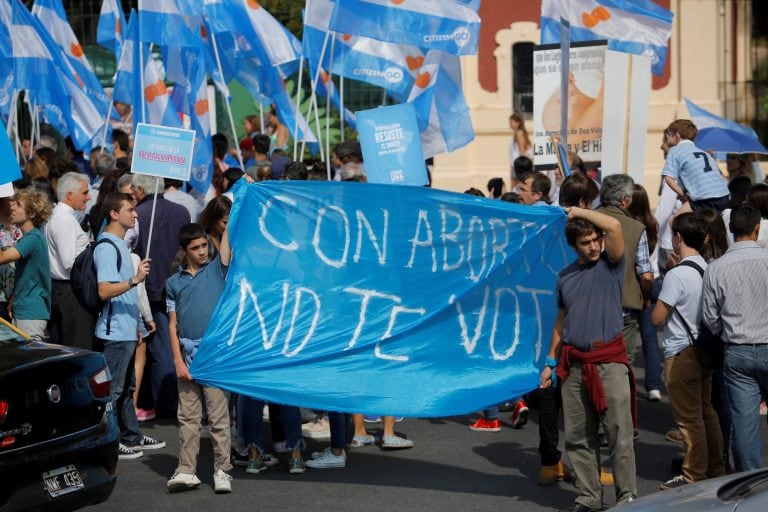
[611,468,768,511]
[0,319,118,511]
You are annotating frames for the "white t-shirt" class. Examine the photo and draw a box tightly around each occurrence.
[658,255,707,358]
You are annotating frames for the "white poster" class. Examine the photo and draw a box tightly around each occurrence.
[533,41,607,170]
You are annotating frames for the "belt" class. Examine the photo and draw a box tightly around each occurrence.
[52,279,70,283]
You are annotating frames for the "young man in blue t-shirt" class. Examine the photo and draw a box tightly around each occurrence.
[165,223,234,494]
[95,192,165,460]
[662,119,729,212]
[1,189,52,339]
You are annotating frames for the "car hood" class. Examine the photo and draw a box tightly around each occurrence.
[611,469,768,512]
[0,339,85,376]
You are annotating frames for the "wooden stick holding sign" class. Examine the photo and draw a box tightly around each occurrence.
[130,123,196,260]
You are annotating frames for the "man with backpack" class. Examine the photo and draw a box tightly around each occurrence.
[94,192,165,460]
[651,213,725,490]
[702,203,768,472]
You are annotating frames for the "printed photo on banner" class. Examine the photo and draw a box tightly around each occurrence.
[131,123,196,181]
[533,41,607,170]
[357,103,427,186]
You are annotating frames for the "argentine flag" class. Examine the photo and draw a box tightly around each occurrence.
[330,0,480,56]
[303,0,416,100]
[114,10,182,129]
[97,0,128,59]
[32,0,111,116]
[685,98,768,156]
[540,0,673,76]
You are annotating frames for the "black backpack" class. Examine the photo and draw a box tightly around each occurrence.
[71,239,122,333]
[672,260,724,369]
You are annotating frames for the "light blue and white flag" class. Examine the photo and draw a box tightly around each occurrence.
[685,98,768,156]
[0,118,22,184]
[32,0,111,115]
[168,47,213,194]
[205,0,302,77]
[8,0,102,149]
[0,2,14,119]
[113,10,182,129]
[96,0,128,59]
[330,0,480,56]
[309,61,357,131]
[540,0,673,76]
[407,50,475,159]
[139,0,200,48]
[303,0,416,100]
[191,181,571,417]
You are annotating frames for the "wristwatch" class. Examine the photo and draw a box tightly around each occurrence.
[129,277,138,287]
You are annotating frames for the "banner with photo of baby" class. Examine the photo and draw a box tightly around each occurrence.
[190,181,572,417]
[533,41,607,170]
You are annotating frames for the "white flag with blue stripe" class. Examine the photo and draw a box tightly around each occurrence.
[113,10,182,129]
[407,51,474,159]
[540,0,673,76]
[6,0,103,149]
[32,0,111,116]
[96,0,128,59]
[330,0,480,56]
[303,0,417,101]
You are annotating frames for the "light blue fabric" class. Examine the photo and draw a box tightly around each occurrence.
[191,181,571,417]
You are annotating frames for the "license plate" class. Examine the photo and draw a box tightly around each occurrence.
[42,465,84,498]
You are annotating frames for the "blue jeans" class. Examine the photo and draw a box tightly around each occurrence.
[329,412,351,450]
[640,305,663,391]
[723,343,768,471]
[237,396,303,451]
[101,339,142,447]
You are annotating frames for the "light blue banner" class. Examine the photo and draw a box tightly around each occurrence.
[191,182,571,417]
[358,104,427,186]
[131,123,195,181]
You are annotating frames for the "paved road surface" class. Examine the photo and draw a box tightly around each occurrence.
[87,364,768,512]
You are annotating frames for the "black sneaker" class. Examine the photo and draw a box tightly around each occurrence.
[140,435,166,450]
[660,475,688,490]
[118,443,143,460]
[232,450,249,467]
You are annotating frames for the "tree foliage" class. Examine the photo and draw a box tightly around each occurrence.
[258,0,304,40]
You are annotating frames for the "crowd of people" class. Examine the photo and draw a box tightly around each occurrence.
[2,110,766,505]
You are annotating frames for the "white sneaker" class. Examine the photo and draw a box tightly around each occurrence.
[301,417,331,439]
[306,449,346,468]
[648,389,662,401]
[167,472,201,492]
[213,470,232,493]
[311,447,332,460]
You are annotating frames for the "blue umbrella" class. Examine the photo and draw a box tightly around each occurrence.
[685,98,768,155]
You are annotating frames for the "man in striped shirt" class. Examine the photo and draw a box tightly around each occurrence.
[701,203,768,471]
[662,119,729,212]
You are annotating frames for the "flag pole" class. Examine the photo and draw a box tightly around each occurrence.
[210,30,244,169]
[325,33,336,178]
[559,17,570,151]
[340,75,345,142]
[302,29,333,159]
[138,0,146,125]
[292,56,305,161]
[99,101,115,154]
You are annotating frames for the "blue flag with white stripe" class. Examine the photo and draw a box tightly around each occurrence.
[330,0,480,56]
[540,0,673,76]
[685,98,768,156]
[191,181,570,417]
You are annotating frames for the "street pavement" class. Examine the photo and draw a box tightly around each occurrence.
[87,361,768,512]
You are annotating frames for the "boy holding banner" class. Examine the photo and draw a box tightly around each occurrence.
[166,223,233,493]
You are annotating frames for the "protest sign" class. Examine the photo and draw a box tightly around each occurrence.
[131,123,195,181]
[533,41,607,170]
[191,181,572,417]
[601,51,651,181]
[357,103,427,186]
